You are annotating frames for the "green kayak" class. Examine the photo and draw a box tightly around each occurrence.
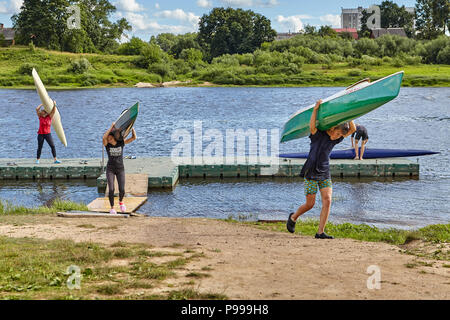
[280,71,404,143]
[114,102,139,139]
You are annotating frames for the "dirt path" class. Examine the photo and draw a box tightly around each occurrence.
[0,215,448,299]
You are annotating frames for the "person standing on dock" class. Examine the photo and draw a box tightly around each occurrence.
[351,124,369,160]
[102,123,137,214]
[286,99,356,239]
[36,101,60,164]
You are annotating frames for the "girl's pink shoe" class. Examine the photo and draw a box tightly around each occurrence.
[110,208,117,214]
[119,203,126,213]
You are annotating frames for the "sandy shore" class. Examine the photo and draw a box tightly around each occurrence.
[0,215,448,300]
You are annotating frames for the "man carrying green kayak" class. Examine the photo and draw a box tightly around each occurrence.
[287,99,356,239]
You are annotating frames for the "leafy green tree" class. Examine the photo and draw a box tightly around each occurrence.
[318,25,338,37]
[303,25,317,35]
[415,0,450,39]
[358,9,372,38]
[12,0,131,53]
[338,32,354,40]
[198,7,276,60]
[117,37,148,55]
[155,33,177,52]
[379,1,415,37]
[180,48,203,64]
[12,0,70,50]
[169,33,202,58]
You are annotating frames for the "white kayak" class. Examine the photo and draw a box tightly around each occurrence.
[32,68,68,147]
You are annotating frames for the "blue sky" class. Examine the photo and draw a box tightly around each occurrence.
[0,0,418,40]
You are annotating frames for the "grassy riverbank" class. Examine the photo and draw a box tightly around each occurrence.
[237,219,450,247]
[0,199,88,215]
[1,199,448,247]
[1,46,449,88]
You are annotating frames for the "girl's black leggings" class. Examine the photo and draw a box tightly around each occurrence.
[37,134,56,159]
[106,167,125,207]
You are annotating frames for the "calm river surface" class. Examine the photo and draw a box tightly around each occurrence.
[0,87,448,229]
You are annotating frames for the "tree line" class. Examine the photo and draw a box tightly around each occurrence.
[5,0,449,87]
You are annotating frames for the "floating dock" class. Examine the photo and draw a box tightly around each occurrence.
[0,157,420,191]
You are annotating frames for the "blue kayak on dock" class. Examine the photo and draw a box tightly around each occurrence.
[279,148,439,159]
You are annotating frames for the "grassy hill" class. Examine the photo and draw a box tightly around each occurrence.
[0,46,449,88]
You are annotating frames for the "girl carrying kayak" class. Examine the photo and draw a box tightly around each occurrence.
[102,123,137,214]
[36,101,60,164]
[287,99,356,239]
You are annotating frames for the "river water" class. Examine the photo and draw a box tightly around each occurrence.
[0,87,448,229]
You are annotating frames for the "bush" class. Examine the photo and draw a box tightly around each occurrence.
[116,37,148,56]
[136,44,165,68]
[180,48,203,65]
[436,45,450,64]
[69,58,91,74]
[18,62,39,75]
[237,53,254,66]
[391,57,404,68]
[399,53,422,65]
[420,36,450,64]
[212,54,240,66]
[149,62,174,79]
[382,56,392,64]
[347,69,362,77]
[361,55,382,66]
[353,38,379,57]
[81,74,100,86]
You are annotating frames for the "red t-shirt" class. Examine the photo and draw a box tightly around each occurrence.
[38,115,52,134]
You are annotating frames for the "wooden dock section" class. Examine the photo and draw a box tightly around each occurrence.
[0,157,420,192]
[87,197,148,213]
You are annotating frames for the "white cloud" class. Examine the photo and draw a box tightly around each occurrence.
[197,0,212,8]
[220,0,279,7]
[0,0,22,14]
[114,0,144,12]
[118,12,197,35]
[276,15,305,33]
[0,2,8,14]
[319,14,341,27]
[155,9,200,26]
[155,3,160,9]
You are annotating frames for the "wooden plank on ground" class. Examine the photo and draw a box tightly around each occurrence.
[87,197,147,213]
[57,211,130,218]
[105,174,148,196]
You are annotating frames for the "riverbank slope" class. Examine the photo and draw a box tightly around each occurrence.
[1,47,449,89]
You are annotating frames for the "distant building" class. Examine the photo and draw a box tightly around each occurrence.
[341,7,364,30]
[341,6,415,31]
[333,28,358,40]
[370,28,407,38]
[0,23,15,46]
[275,32,302,41]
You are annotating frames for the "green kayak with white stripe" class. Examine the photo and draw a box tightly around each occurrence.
[280,71,404,143]
[114,102,139,139]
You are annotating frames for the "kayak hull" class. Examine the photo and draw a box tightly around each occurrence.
[32,68,68,147]
[279,148,440,159]
[114,102,139,139]
[281,71,404,143]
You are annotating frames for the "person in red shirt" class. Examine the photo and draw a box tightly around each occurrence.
[36,101,60,164]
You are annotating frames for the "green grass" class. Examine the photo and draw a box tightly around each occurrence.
[0,236,220,300]
[0,46,448,88]
[230,218,450,245]
[0,199,88,215]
